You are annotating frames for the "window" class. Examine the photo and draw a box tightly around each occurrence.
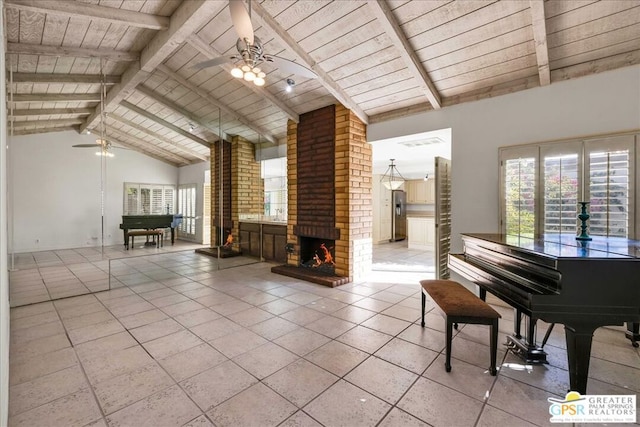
[178,184,197,240]
[124,183,176,215]
[500,134,637,239]
[262,157,287,220]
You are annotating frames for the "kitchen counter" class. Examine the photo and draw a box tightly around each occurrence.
[238,221,287,262]
[238,218,287,225]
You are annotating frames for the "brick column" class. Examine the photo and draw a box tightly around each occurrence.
[335,104,372,281]
[286,119,299,266]
[231,135,263,245]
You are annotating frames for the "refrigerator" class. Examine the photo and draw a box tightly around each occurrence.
[391,190,406,241]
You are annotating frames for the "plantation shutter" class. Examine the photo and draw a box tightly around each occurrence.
[500,146,538,236]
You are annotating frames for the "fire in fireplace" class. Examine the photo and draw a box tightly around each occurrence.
[300,237,336,273]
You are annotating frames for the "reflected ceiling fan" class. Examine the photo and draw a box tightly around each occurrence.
[192,0,317,85]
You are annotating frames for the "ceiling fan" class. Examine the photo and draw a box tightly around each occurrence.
[72,139,124,157]
[192,0,317,83]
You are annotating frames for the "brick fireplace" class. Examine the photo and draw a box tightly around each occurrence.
[272,104,372,286]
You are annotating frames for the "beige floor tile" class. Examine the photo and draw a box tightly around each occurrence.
[9,365,89,416]
[159,343,228,382]
[398,377,483,426]
[374,337,439,375]
[233,342,299,379]
[74,331,138,362]
[189,317,244,342]
[346,356,418,404]
[210,328,268,358]
[331,305,377,324]
[129,317,184,343]
[138,287,177,301]
[260,298,301,315]
[306,298,348,314]
[264,358,338,407]
[285,291,323,305]
[266,286,300,298]
[8,388,102,427]
[280,411,323,427]
[182,414,215,427]
[361,314,412,336]
[227,307,274,327]
[57,301,107,320]
[109,300,156,318]
[179,360,258,411]
[397,324,446,352]
[500,352,569,396]
[381,304,422,322]
[588,356,640,392]
[9,347,78,386]
[305,341,369,377]
[207,382,297,427]
[68,318,125,345]
[336,325,393,354]
[173,308,221,328]
[118,308,169,329]
[10,310,60,330]
[249,316,299,340]
[158,299,205,316]
[379,408,430,427]
[10,320,66,346]
[447,335,508,372]
[303,379,391,426]
[424,355,498,402]
[329,291,365,305]
[274,328,331,356]
[240,291,280,305]
[488,376,563,426]
[106,385,201,427]
[476,405,538,427]
[280,306,326,325]
[93,362,174,414]
[9,333,71,360]
[143,329,204,359]
[591,337,640,368]
[61,310,116,331]
[80,345,154,385]
[9,301,55,320]
[210,299,253,316]
[306,316,356,339]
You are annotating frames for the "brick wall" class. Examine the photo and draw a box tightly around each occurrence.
[230,135,263,244]
[210,140,232,247]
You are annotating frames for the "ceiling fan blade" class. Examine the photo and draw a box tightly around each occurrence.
[72,144,102,148]
[266,56,317,79]
[229,0,254,45]
[192,56,235,70]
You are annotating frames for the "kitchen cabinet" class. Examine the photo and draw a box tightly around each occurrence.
[407,217,435,250]
[239,221,287,262]
[406,179,435,204]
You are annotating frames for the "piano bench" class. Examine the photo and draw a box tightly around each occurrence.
[127,229,164,249]
[420,279,501,376]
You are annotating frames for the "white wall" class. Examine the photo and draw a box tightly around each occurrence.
[178,161,209,243]
[11,131,179,252]
[1,0,11,422]
[369,65,640,252]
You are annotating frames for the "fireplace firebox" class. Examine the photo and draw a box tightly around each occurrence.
[299,237,336,273]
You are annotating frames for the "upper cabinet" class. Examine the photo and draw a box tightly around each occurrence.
[406,179,435,204]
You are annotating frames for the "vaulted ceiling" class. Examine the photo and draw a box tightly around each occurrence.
[5,0,640,166]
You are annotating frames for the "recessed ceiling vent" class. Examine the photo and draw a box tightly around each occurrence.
[399,136,444,147]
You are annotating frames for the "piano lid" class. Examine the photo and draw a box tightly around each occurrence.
[462,233,640,259]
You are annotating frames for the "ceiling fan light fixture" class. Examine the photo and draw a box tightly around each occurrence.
[252,67,261,74]
[231,67,243,78]
[257,71,266,79]
[95,151,114,158]
[254,77,265,86]
[241,64,251,72]
[243,71,256,81]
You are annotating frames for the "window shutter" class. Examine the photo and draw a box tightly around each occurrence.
[543,154,579,234]
[503,157,536,236]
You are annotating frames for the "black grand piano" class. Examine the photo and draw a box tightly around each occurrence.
[449,233,640,394]
[119,214,183,249]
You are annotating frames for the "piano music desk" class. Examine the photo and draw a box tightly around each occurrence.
[421,279,501,376]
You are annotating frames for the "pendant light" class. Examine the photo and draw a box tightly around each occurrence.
[380,159,405,190]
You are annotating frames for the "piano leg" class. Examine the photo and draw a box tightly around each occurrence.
[625,322,640,348]
[506,314,548,364]
[564,324,597,394]
[514,309,522,339]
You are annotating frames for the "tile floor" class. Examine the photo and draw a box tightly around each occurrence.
[7,241,640,426]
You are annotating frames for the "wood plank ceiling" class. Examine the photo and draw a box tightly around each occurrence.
[5,0,640,166]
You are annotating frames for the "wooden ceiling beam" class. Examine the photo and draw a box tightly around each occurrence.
[10,108,94,116]
[368,0,442,109]
[135,84,220,142]
[529,0,551,86]
[108,112,209,162]
[10,93,100,103]
[5,0,170,30]
[120,100,210,148]
[11,73,120,84]
[7,42,139,62]
[155,64,277,144]
[187,34,299,124]
[11,118,85,128]
[105,125,191,165]
[11,126,78,136]
[250,1,369,124]
[80,0,225,134]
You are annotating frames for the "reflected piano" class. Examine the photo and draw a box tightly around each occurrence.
[449,233,640,394]
[119,214,183,249]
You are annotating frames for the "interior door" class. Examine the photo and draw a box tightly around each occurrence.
[435,156,452,279]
